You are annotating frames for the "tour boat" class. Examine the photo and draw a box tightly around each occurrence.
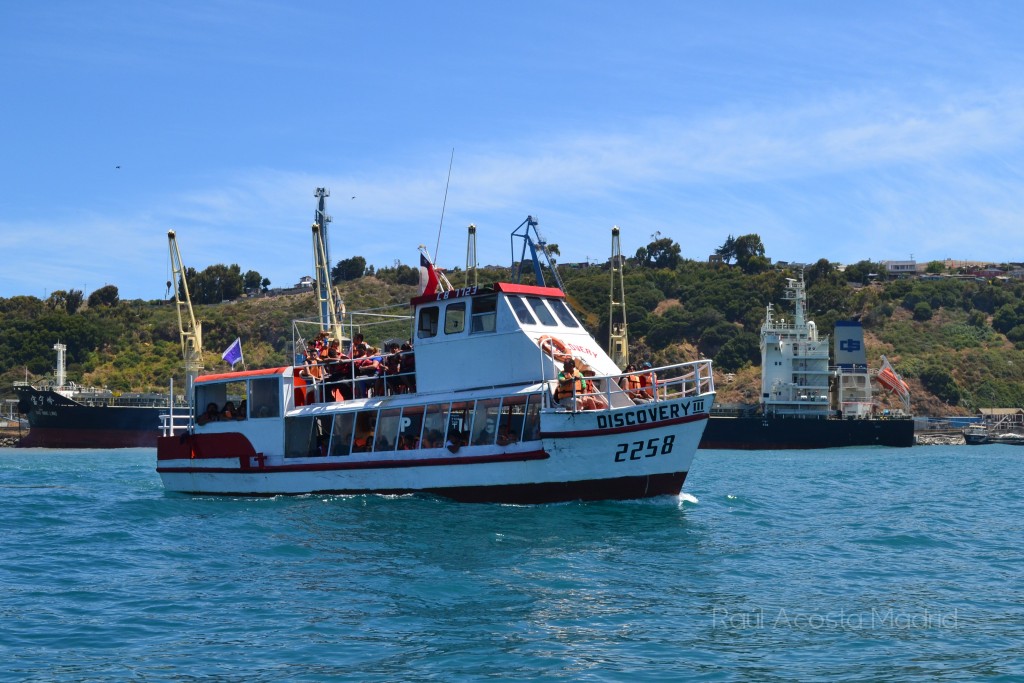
[157,228,716,503]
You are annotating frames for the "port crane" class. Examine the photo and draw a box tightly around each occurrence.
[167,230,203,402]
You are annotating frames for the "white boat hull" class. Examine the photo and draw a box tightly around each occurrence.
[157,398,708,503]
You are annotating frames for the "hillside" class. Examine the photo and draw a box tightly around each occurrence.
[3,256,1024,417]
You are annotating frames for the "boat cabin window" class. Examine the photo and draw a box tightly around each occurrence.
[548,299,580,328]
[421,403,449,448]
[418,306,439,339]
[470,294,498,334]
[249,377,280,418]
[471,398,501,445]
[375,408,403,452]
[195,380,247,421]
[352,410,378,452]
[330,413,355,456]
[447,401,474,445]
[508,296,537,325]
[400,405,425,449]
[444,302,466,335]
[526,297,557,326]
[285,415,330,458]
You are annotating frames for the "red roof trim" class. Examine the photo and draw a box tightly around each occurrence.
[410,282,565,307]
[197,367,288,383]
[494,282,565,298]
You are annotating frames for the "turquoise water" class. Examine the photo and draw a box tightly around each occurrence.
[1,445,1021,682]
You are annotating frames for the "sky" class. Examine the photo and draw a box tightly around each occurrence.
[2,1,1023,301]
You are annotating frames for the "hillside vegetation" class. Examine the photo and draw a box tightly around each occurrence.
[3,239,1023,417]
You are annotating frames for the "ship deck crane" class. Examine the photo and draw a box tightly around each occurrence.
[608,226,629,369]
[311,188,344,342]
[167,230,202,402]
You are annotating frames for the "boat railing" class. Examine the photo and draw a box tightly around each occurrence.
[561,359,715,412]
[160,410,192,437]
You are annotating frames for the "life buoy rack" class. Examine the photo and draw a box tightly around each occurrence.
[538,335,572,363]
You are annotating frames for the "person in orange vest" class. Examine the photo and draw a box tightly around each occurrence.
[637,361,657,401]
[557,358,604,410]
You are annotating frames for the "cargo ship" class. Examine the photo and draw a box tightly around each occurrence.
[699,274,914,450]
[14,342,186,449]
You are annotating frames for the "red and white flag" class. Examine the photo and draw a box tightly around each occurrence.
[419,253,440,295]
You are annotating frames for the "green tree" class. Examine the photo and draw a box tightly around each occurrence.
[733,234,768,274]
[715,235,737,264]
[635,233,681,270]
[332,256,367,282]
[87,285,120,308]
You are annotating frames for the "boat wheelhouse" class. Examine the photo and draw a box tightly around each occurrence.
[157,279,716,503]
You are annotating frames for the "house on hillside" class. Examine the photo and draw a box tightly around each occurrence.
[881,260,918,277]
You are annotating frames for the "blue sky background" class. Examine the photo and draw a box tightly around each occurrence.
[2,1,1022,301]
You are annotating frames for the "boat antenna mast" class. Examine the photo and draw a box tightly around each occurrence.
[608,226,629,369]
[510,215,565,291]
[167,230,203,402]
[312,188,344,341]
[465,223,478,287]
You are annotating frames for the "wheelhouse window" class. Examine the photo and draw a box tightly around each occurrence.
[548,299,581,327]
[508,296,537,325]
[418,306,439,339]
[470,294,498,334]
[444,302,466,335]
[526,297,557,326]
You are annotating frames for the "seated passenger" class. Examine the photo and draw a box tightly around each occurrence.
[197,402,221,425]
[221,401,237,420]
[623,363,650,403]
[637,362,657,400]
[235,400,247,420]
[496,425,519,446]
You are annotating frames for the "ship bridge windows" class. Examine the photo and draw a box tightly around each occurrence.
[196,377,280,421]
[525,297,557,326]
[508,296,537,325]
[548,299,580,327]
[444,302,466,335]
[418,306,439,339]
[470,294,497,334]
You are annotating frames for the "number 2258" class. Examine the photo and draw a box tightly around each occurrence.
[614,435,675,462]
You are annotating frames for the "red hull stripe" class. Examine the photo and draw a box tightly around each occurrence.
[158,471,687,504]
[157,449,549,474]
[542,412,708,439]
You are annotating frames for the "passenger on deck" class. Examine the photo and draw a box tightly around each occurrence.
[624,363,650,403]
[556,358,589,411]
[383,343,402,395]
[398,342,416,393]
[637,362,657,401]
[197,402,221,425]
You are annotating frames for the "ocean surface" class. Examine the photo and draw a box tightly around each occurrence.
[1,444,1021,682]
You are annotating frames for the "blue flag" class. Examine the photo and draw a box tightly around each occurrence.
[222,338,243,367]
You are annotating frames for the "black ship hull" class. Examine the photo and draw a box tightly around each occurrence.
[699,415,915,450]
[15,386,166,449]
